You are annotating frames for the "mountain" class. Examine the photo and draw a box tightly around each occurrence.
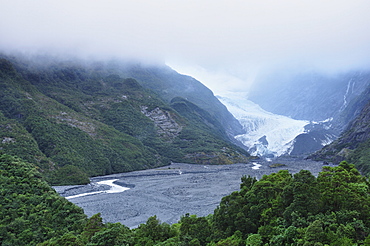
[249,70,370,123]
[91,60,245,138]
[289,80,370,156]
[310,97,370,175]
[234,70,370,157]
[218,96,308,157]
[0,54,249,185]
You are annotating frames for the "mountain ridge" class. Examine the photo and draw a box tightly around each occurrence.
[243,70,370,157]
[0,54,250,185]
[309,97,370,175]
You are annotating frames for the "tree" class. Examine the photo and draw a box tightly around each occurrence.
[245,234,263,246]
[80,213,104,243]
[240,175,257,195]
[87,223,133,246]
[179,214,211,246]
[38,232,85,246]
[317,161,370,218]
[282,170,321,224]
[304,220,326,245]
[134,215,177,245]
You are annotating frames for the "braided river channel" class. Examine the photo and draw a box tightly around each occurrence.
[54,158,329,228]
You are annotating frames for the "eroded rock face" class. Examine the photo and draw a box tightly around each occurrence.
[341,100,370,146]
[310,99,370,163]
[52,112,96,137]
[2,137,15,144]
[141,106,182,139]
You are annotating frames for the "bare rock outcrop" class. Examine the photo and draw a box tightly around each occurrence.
[141,106,182,139]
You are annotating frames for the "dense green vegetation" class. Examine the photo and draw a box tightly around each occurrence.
[170,97,249,164]
[0,154,87,245]
[0,55,249,185]
[348,138,370,177]
[211,162,370,245]
[3,154,370,245]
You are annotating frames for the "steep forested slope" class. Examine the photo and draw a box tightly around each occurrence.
[103,61,245,138]
[0,154,87,245]
[0,55,249,185]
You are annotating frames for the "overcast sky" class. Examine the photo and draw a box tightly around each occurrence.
[1,0,370,94]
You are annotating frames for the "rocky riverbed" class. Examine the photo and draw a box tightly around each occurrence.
[54,158,331,228]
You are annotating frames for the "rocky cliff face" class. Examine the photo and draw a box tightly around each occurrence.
[245,70,370,157]
[339,100,370,148]
[289,81,370,156]
[310,98,370,173]
[249,71,370,123]
[141,106,182,139]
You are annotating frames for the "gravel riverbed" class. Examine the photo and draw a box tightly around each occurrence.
[54,158,331,228]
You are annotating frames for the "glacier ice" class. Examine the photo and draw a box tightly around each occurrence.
[218,95,309,157]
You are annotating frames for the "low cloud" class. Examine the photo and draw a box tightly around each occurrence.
[1,0,370,88]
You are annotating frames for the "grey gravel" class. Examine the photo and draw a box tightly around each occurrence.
[55,158,330,228]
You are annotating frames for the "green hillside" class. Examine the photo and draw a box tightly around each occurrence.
[0,55,249,185]
[0,154,87,245]
[101,61,245,137]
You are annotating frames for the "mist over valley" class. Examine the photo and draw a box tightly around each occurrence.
[1,1,370,245]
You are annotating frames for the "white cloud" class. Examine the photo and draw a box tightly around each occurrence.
[1,0,370,89]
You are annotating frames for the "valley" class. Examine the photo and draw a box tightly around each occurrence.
[55,158,328,228]
[1,54,369,245]
[1,1,370,244]
[218,96,310,157]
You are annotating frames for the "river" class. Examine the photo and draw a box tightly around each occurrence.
[55,158,326,228]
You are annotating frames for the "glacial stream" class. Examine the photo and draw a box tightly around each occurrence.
[65,179,130,200]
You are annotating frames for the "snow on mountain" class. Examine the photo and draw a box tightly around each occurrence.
[218,95,309,157]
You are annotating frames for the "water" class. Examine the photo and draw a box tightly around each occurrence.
[65,179,130,199]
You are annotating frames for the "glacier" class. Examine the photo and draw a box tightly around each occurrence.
[218,95,309,157]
